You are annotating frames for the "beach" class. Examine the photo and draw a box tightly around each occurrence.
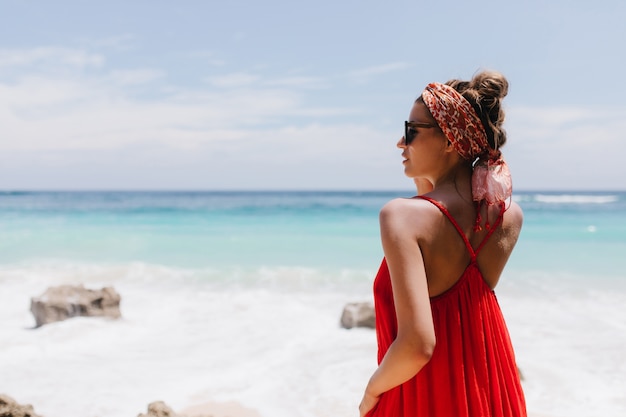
[1,191,625,417]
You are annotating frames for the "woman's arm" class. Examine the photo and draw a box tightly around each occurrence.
[359,199,436,416]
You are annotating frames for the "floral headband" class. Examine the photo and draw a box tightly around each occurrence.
[421,82,512,206]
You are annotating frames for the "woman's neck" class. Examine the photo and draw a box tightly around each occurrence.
[428,162,474,202]
[434,159,472,185]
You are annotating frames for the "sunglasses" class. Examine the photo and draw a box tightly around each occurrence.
[404,121,439,145]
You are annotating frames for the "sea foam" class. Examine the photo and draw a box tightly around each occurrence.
[533,194,619,204]
[1,262,625,417]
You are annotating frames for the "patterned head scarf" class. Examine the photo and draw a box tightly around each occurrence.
[421,82,512,206]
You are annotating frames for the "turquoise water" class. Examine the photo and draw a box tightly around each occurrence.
[0,191,385,269]
[0,190,625,279]
[511,192,626,279]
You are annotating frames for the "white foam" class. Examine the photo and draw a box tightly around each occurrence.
[533,194,619,204]
[497,276,626,417]
[0,262,375,417]
[1,263,625,417]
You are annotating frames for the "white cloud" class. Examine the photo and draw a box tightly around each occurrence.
[0,47,104,69]
[505,105,626,189]
[0,76,91,107]
[0,45,405,189]
[508,105,626,147]
[0,83,298,151]
[0,55,334,154]
[1,46,624,190]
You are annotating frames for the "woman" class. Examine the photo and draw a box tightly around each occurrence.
[360,71,526,417]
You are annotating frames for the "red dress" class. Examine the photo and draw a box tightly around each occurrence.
[370,196,526,417]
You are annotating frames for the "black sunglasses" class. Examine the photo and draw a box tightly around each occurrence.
[404,121,438,145]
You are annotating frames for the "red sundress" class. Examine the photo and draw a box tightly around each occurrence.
[369,196,526,417]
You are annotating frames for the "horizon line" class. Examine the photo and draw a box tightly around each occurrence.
[1,188,625,193]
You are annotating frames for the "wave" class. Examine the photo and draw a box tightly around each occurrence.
[0,260,376,294]
[532,194,619,204]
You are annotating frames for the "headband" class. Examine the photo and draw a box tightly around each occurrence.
[421,82,512,207]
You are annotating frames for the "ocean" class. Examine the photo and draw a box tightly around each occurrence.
[1,190,625,417]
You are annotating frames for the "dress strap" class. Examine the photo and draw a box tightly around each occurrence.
[474,201,506,256]
[418,196,507,260]
[417,196,476,260]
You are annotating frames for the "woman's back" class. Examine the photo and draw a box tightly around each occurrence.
[413,191,523,296]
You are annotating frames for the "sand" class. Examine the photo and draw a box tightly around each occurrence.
[180,400,263,417]
[178,400,557,417]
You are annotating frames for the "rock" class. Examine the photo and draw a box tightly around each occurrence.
[340,301,375,329]
[0,394,43,417]
[138,401,180,417]
[138,401,215,417]
[30,284,121,328]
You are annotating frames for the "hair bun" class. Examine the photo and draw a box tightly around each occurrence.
[470,71,508,101]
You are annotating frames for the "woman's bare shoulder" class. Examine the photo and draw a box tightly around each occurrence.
[380,197,440,216]
[503,200,524,230]
[379,197,441,234]
[497,200,523,253]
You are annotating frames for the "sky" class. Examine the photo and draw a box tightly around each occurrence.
[0,0,624,191]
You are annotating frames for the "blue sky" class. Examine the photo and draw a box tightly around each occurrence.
[0,0,624,190]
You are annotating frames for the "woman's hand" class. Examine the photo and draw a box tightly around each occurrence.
[358,390,380,417]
